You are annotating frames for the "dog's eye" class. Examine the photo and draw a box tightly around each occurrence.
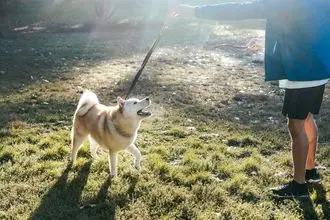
[133,101,137,105]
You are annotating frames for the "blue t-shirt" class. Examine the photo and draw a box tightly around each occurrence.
[195,0,330,81]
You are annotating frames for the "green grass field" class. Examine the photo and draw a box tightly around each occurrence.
[0,1,329,219]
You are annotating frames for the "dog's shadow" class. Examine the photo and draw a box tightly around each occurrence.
[29,160,130,220]
[29,161,92,220]
[78,175,117,220]
[28,160,112,220]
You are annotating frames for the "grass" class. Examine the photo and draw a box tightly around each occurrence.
[1,95,329,219]
[0,1,330,219]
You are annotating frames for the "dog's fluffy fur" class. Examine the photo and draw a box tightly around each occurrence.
[71,91,151,176]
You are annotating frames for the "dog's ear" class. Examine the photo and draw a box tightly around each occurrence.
[117,97,125,110]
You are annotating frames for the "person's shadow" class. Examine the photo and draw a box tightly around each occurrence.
[29,161,93,220]
[297,183,330,220]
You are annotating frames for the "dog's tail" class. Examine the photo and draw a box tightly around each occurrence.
[75,90,99,116]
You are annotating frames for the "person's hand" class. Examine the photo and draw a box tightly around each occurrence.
[169,4,196,19]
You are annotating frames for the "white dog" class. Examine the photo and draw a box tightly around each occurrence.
[71,91,151,176]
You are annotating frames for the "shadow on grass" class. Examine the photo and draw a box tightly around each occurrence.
[78,173,141,219]
[29,161,92,220]
[0,99,76,130]
[30,166,138,220]
[0,153,14,164]
[297,198,319,220]
[308,183,330,220]
[78,176,116,220]
[0,21,163,95]
[273,183,329,220]
[0,18,204,95]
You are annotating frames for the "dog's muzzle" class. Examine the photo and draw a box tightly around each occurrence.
[137,98,151,117]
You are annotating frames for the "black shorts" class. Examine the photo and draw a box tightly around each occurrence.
[282,85,325,120]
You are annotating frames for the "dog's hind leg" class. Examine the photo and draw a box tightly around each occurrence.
[108,151,118,176]
[71,128,87,163]
[126,144,141,170]
[88,136,99,159]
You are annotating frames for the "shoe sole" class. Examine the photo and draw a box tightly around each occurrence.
[307,179,321,183]
[272,194,309,200]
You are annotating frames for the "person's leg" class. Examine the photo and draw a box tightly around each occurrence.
[304,113,322,182]
[304,113,318,169]
[271,116,309,198]
[272,85,325,198]
[288,118,309,184]
[271,88,310,198]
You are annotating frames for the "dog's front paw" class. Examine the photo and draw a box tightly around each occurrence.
[134,164,141,170]
[69,156,76,164]
[111,173,118,177]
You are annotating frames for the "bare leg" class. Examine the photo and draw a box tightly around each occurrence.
[288,118,308,184]
[126,144,142,169]
[304,113,318,169]
[108,152,118,176]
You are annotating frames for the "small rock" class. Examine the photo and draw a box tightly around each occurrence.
[233,95,243,102]
[186,126,196,132]
[170,159,181,166]
[31,94,38,99]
